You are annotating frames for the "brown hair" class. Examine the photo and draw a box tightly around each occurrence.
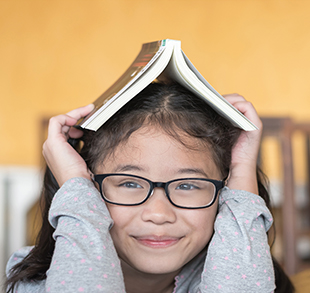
[81,82,241,178]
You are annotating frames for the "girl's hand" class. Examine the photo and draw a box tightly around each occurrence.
[223,94,263,194]
[42,104,94,187]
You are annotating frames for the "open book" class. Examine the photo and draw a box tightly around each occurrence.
[78,39,257,131]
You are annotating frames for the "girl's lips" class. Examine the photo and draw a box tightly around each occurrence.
[133,235,183,248]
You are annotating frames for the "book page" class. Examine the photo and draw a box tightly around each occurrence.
[79,40,165,127]
[161,43,257,131]
[83,40,175,130]
[180,53,257,130]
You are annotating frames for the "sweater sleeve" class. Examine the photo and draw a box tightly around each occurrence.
[199,187,276,292]
[45,177,126,293]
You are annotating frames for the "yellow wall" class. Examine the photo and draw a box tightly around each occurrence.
[1,0,310,167]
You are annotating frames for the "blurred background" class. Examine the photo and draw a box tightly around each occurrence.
[1,0,310,288]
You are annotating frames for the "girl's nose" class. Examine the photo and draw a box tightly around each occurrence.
[141,187,177,225]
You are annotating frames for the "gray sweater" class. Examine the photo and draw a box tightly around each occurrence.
[7,177,276,292]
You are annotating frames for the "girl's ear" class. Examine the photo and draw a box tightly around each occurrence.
[225,170,231,187]
[88,169,94,179]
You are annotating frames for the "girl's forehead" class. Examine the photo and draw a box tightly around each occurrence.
[99,126,221,180]
[120,125,208,152]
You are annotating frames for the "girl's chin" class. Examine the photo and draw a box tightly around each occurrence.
[120,254,185,276]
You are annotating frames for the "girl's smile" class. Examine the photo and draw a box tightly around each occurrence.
[132,235,183,249]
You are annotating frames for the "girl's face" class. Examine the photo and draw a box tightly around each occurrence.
[96,126,221,276]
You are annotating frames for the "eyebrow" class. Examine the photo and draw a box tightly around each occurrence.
[112,165,211,178]
[177,168,210,178]
[113,164,145,173]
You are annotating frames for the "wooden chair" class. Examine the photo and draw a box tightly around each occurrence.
[260,117,297,275]
[260,117,310,275]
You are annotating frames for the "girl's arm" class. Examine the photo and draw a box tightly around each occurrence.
[42,104,95,186]
[43,106,126,292]
[199,96,275,292]
[224,94,263,194]
[46,177,126,292]
[7,106,126,292]
[200,188,275,292]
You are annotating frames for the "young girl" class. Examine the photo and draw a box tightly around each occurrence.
[6,83,293,292]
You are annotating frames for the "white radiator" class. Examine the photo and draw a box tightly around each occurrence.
[0,166,41,283]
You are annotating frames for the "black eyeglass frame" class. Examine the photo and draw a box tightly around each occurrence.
[92,173,226,209]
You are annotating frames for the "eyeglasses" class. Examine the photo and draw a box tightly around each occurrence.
[92,173,225,209]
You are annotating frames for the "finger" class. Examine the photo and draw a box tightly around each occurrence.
[66,104,95,121]
[223,94,261,127]
[68,127,84,139]
[47,104,94,139]
[232,101,262,129]
[47,114,79,140]
[223,94,246,104]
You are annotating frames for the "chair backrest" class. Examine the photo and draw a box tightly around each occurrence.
[261,117,297,275]
[261,117,310,275]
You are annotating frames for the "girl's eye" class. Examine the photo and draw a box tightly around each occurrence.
[176,183,199,191]
[119,181,143,189]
